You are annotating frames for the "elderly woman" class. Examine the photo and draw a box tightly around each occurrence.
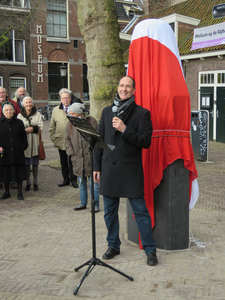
[65,103,100,212]
[17,97,43,191]
[0,102,28,200]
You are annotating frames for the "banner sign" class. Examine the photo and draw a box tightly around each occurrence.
[191,22,225,50]
[212,4,225,19]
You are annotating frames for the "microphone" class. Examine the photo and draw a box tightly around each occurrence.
[112,106,118,131]
[112,106,118,117]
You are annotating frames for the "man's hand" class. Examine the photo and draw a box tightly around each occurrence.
[0,147,4,154]
[112,117,126,132]
[93,171,100,183]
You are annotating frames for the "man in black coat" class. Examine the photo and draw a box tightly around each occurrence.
[93,76,158,266]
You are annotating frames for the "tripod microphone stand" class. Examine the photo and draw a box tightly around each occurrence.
[67,116,133,296]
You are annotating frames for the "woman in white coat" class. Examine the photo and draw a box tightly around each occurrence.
[17,97,43,191]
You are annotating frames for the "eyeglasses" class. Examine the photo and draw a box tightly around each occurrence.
[0,92,6,95]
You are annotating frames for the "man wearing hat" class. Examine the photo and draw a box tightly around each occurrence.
[49,89,81,188]
[65,103,100,212]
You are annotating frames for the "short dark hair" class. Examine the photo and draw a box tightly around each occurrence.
[119,76,135,88]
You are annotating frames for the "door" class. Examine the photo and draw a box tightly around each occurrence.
[217,87,225,143]
[200,87,214,141]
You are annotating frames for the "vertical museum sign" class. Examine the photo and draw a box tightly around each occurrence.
[36,25,43,83]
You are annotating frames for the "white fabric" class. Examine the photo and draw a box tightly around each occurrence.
[189,178,199,209]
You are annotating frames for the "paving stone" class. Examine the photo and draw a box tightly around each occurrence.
[0,121,224,299]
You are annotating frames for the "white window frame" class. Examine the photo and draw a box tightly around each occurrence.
[0,30,26,65]
[10,77,26,99]
[0,0,30,10]
[46,0,69,42]
[199,70,225,140]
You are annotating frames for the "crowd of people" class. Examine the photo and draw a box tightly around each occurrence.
[0,86,99,213]
[0,77,158,266]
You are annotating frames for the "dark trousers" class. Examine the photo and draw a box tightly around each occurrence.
[103,196,157,254]
[58,149,77,183]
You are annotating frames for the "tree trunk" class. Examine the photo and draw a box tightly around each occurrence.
[77,0,125,120]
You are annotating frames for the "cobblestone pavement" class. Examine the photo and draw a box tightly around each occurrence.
[0,121,224,300]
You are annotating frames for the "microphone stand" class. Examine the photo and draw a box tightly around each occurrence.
[67,116,133,296]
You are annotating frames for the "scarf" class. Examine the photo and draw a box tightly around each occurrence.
[20,106,37,121]
[113,94,135,122]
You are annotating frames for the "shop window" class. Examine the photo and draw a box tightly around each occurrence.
[47,0,67,38]
[10,77,26,99]
[0,30,25,62]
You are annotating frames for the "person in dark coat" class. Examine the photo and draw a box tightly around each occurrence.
[93,76,158,266]
[0,102,28,200]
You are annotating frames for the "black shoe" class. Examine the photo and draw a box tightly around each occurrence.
[74,205,86,211]
[17,193,24,200]
[25,184,30,191]
[58,181,70,187]
[34,184,39,191]
[0,192,11,200]
[102,248,120,260]
[71,181,78,188]
[71,181,78,189]
[147,252,158,266]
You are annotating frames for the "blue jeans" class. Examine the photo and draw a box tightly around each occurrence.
[103,196,157,254]
[78,176,99,207]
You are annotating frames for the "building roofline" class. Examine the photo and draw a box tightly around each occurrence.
[181,49,225,60]
[161,13,201,26]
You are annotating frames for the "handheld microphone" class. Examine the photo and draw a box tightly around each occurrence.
[112,106,118,131]
[112,106,118,117]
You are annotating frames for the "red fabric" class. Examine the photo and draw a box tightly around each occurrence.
[127,36,198,231]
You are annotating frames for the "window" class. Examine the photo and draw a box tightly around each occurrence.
[0,30,25,62]
[10,77,26,99]
[47,0,67,38]
[74,40,78,49]
[0,0,30,8]
[0,77,3,87]
[218,73,225,84]
[129,10,134,18]
[200,73,214,84]
[48,62,68,100]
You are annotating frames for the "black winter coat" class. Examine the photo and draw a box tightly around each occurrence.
[93,103,152,198]
[0,115,28,165]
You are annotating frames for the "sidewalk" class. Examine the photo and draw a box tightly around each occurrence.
[0,121,224,300]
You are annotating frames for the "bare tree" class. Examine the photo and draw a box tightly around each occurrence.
[0,0,41,48]
[77,0,125,120]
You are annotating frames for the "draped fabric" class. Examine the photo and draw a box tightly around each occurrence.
[127,19,199,229]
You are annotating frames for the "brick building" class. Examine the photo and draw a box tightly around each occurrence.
[0,0,86,108]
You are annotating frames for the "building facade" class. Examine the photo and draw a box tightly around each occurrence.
[0,0,87,107]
